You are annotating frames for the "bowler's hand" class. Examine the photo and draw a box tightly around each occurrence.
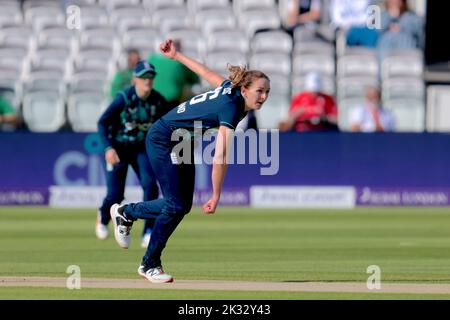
[202,197,219,214]
[160,39,177,60]
[105,148,120,165]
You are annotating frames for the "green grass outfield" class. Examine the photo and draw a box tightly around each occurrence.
[1,206,450,299]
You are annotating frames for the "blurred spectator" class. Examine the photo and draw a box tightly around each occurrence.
[110,48,141,99]
[278,72,338,132]
[284,0,322,36]
[60,0,83,10]
[321,0,378,44]
[377,0,424,61]
[147,40,200,109]
[349,85,395,132]
[0,95,20,131]
[330,0,374,29]
[345,0,381,48]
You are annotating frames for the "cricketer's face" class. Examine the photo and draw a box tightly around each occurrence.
[134,75,154,93]
[241,78,271,111]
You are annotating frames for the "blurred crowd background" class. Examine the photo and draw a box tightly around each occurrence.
[2,0,449,134]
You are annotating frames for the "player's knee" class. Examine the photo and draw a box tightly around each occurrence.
[178,204,192,215]
[143,185,158,200]
[174,205,191,215]
[183,200,193,214]
[167,201,191,216]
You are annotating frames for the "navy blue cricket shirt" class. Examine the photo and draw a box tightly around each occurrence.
[162,80,247,131]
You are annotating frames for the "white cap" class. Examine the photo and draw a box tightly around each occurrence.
[305,72,322,92]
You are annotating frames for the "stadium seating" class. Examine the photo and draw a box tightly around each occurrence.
[0,55,26,78]
[337,47,378,79]
[23,70,67,98]
[292,74,335,96]
[255,93,290,129]
[0,1,21,27]
[121,27,160,56]
[268,73,291,96]
[380,48,425,132]
[207,29,249,54]
[24,6,64,26]
[250,52,292,77]
[205,51,248,74]
[27,47,72,77]
[294,40,334,55]
[0,74,22,111]
[143,0,185,11]
[22,91,66,132]
[73,48,116,79]
[76,26,121,59]
[293,26,321,44]
[77,5,109,30]
[151,5,188,26]
[69,71,107,95]
[233,0,277,14]
[194,8,236,35]
[384,98,425,132]
[187,0,231,14]
[0,26,33,51]
[292,41,335,78]
[98,0,141,12]
[382,77,425,102]
[381,49,424,80]
[250,30,293,54]
[33,27,77,52]
[67,92,108,132]
[337,97,367,131]
[22,0,60,11]
[337,76,378,101]
[167,28,205,57]
[109,6,150,29]
[0,0,433,133]
[238,8,281,38]
[292,52,335,77]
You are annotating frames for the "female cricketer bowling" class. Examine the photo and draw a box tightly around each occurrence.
[110,38,271,283]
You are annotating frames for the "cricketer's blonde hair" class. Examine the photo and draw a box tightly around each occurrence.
[227,64,269,89]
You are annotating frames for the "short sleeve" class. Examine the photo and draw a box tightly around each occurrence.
[349,106,363,125]
[325,95,338,116]
[0,97,15,115]
[382,110,396,131]
[218,103,240,129]
[220,79,233,88]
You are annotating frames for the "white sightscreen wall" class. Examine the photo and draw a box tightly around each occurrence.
[426,85,450,132]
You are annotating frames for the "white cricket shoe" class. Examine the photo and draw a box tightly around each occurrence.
[141,232,151,248]
[95,212,108,240]
[140,266,174,283]
[138,264,147,277]
[110,203,133,249]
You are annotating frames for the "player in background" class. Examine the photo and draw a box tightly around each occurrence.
[97,61,170,248]
[109,39,271,283]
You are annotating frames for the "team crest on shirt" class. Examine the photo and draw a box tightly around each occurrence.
[177,102,187,114]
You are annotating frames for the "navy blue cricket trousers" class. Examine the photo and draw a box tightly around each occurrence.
[99,144,158,234]
[124,119,195,268]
